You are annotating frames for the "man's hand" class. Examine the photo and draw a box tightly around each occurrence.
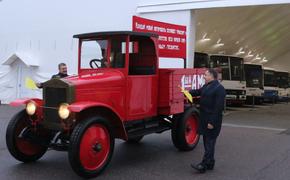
[35,83,42,88]
[207,123,214,129]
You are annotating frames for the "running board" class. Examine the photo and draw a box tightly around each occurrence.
[127,126,170,138]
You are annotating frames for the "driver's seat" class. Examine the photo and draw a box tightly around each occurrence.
[111,52,125,68]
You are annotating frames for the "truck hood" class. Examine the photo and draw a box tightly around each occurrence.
[65,69,126,88]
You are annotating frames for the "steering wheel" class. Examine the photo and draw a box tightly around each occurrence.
[89,59,102,68]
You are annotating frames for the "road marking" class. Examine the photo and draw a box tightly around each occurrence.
[222,123,287,132]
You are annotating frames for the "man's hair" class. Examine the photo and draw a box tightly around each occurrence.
[207,68,218,79]
[58,63,66,69]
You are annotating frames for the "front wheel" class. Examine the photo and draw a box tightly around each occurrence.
[68,116,115,178]
[6,110,48,162]
[171,107,200,151]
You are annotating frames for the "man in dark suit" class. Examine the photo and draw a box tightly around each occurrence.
[36,63,68,88]
[190,68,226,173]
[51,63,68,79]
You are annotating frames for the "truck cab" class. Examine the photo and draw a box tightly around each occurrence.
[72,31,159,122]
[7,31,202,178]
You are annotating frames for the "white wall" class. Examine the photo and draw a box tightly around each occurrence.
[0,0,139,75]
[0,0,198,75]
[0,0,197,103]
[0,0,140,103]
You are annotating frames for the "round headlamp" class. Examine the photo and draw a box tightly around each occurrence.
[58,103,70,119]
[26,101,37,116]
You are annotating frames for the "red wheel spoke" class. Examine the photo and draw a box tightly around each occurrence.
[185,115,198,145]
[15,120,44,156]
[80,124,110,170]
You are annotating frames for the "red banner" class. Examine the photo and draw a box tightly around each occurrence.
[132,16,186,59]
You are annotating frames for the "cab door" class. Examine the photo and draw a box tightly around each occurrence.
[126,37,158,120]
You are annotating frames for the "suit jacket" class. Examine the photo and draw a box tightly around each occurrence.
[51,73,68,79]
[190,80,226,138]
[38,73,68,88]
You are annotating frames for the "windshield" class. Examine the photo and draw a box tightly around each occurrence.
[244,64,263,88]
[81,39,108,69]
[194,52,209,68]
[230,57,244,81]
[276,72,288,88]
[289,75,290,88]
[80,38,126,69]
[264,70,277,87]
[209,55,230,80]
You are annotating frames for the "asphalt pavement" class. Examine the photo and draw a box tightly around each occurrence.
[0,103,290,180]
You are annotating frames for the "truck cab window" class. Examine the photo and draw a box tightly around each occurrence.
[209,56,230,80]
[128,37,156,75]
[81,39,108,69]
[230,57,244,81]
[110,38,126,68]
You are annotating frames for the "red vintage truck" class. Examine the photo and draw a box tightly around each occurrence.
[6,31,206,178]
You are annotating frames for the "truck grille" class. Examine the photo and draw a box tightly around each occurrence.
[43,87,67,128]
[45,87,67,107]
[226,89,244,95]
[42,79,75,130]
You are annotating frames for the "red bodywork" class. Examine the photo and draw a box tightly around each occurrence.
[10,31,206,140]
[7,31,208,178]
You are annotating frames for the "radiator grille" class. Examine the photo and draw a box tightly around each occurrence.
[43,87,68,129]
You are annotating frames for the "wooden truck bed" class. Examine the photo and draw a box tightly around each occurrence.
[158,68,207,115]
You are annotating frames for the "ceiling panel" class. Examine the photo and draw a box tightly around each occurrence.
[195,4,290,68]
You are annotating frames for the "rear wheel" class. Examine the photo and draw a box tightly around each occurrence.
[6,110,48,162]
[68,116,114,178]
[171,107,200,151]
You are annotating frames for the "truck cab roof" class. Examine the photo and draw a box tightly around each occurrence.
[73,31,158,39]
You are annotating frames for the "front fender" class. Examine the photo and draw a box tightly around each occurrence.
[68,101,123,120]
[10,98,43,107]
[69,101,127,139]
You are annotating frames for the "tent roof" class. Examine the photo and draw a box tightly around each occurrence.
[2,52,39,67]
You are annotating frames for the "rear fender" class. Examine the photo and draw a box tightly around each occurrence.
[69,101,127,140]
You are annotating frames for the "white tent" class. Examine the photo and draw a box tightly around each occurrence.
[0,52,46,104]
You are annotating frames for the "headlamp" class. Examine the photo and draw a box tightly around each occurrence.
[26,101,37,116]
[58,103,70,119]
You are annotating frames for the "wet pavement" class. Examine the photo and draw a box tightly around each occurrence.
[0,103,290,180]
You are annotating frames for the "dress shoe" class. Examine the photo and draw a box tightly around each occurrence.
[205,160,215,170]
[190,163,206,173]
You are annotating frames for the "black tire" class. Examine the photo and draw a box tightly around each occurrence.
[171,107,200,151]
[6,110,48,162]
[126,136,144,144]
[68,116,115,178]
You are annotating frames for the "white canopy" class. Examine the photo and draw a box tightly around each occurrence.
[2,52,39,67]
